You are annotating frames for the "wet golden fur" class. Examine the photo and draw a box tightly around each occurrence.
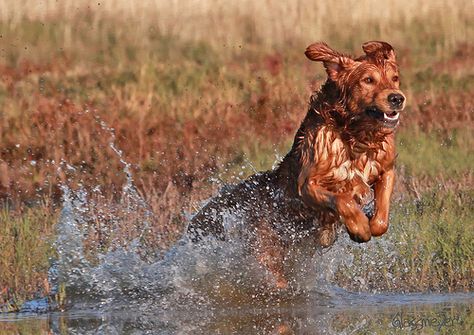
[187,41,406,289]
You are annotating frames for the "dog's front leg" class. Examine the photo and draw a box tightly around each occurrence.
[370,169,395,236]
[300,179,371,242]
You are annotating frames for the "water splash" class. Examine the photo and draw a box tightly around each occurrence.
[50,182,398,313]
[42,116,417,316]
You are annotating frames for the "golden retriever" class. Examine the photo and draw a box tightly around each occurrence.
[187,41,406,289]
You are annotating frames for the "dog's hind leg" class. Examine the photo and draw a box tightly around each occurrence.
[253,220,288,289]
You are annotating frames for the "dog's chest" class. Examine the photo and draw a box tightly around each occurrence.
[333,150,381,185]
[315,127,385,187]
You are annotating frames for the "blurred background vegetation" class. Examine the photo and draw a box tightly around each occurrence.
[0,0,473,309]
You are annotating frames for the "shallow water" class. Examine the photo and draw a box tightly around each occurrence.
[1,292,472,334]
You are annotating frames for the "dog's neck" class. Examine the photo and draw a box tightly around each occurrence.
[309,80,393,156]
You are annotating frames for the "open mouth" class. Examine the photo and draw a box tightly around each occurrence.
[365,107,400,127]
[384,110,399,121]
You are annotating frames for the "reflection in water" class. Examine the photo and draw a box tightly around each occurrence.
[1,293,473,334]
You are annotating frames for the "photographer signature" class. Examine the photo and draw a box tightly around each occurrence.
[391,311,463,331]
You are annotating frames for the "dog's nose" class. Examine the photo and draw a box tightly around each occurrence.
[388,93,405,108]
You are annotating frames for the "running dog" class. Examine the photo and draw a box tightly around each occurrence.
[187,41,405,289]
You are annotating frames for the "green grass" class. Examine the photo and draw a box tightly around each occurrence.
[397,129,474,177]
[0,207,57,312]
[395,190,474,291]
[335,189,474,292]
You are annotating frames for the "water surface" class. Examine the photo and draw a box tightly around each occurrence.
[1,292,472,334]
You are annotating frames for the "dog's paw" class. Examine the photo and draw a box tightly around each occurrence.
[349,231,371,243]
[369,214,389,236]
[318,227,337,247]
[342,209,371,242]
[346,215,371,242]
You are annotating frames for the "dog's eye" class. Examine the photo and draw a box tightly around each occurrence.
[363,77,374,84]
[392,76,399,82]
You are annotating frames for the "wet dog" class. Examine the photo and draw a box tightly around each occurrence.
[187,41,405,289]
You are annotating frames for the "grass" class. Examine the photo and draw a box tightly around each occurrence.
[0,0,473,310]
[0,1,471,52]
[397,129,474,177]
[0,206,57,312]
[399,190,474,291]
[0,321,50,335]
[334,189,474,292]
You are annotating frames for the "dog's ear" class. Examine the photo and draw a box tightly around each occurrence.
[305,42,355,81]
[362,41,396,62]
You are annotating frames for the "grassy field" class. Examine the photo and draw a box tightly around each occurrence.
[0,0,473,308]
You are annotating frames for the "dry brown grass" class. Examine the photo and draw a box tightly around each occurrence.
[0,41,472,206]
[0,71,300,205]
[1,0,471,50]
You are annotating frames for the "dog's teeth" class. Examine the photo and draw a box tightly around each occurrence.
[384,113,399,121]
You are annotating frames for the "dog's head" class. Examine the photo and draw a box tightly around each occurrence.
[305,41,406,129]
